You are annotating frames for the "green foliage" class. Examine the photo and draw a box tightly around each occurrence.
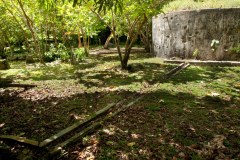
[192,48,199,58]
[163,0,240,13]
[43,44,57,62]
[43,44,87,63]
[230,44,240,55]
[57,43,70,62]
[73,48,86,61]
[43,43,69,62]
[145,105,161,111]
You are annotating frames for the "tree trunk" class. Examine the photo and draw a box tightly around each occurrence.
[140,20,151,53]
[121,16,148,70]
[1,0,31,54]
[122,50,130,69]
[16,0,42,62]
[80,27,89,56]
[78,32,82,48]
[103,32,113,49]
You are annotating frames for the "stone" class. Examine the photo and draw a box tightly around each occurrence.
[152,8,240,60]
[178,152,185,158]
[0,59,10,70]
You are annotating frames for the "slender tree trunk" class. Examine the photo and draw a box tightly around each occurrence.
[110,10,125,68]
[80,27,89,56]
[140,20,151,53]
[16,0,43,62]
[103,32,113,49]
[87,36,90,52]
[121,16,148,70]
[1,0,30,54]
[77,32,82,48]
[3,33,13,56]
[53,28,58,47]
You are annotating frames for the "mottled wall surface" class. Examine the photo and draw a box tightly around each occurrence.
[152,8,240,60]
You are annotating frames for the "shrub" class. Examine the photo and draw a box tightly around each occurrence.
[43,44,87,63]
[0,59,10,70]
[59,51,70,62]
[43,44,58,62]
[43,43,69,62]
[74,48,86,61]
[230,45,240,55]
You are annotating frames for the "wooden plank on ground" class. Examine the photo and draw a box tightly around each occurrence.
[39,95,136,147]
[39,102,115,147]
[165,63,190,79]
[0,135,39,146]
[50,96,143,155]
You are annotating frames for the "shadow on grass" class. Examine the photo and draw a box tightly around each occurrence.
[94,52,153,62]
[2,53,239,86]
[76,60,238,89]
[0,80,239,159]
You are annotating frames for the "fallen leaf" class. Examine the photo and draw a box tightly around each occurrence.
[183,107,192,113]
[211,92,220,97]
[131,134,140,139]
[178,152,185,158]
[210,110,219,114]
[0,123,5,128]
[127,142,136,147]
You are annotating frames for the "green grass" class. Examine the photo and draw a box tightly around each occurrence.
[163,0,240,13]
[0,52,240,159]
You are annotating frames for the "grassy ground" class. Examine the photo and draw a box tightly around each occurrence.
[163,0,240,13]
[0,52,240,159]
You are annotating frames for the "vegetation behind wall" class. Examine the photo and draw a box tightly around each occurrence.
[163,0,240,13]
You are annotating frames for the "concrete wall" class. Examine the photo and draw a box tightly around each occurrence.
[152,8,240,60]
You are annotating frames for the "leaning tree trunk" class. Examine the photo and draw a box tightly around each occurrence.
[111,12,124,68]
[103,32,113,49]
[1,0,31,55]
[140,20,151,53]
[121,15,148,70]
[16,0,42,62]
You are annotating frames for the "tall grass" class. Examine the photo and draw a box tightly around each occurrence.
[163,0,240,13]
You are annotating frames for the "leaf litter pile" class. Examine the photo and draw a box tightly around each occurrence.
[0,87,128,141]
[0,53,240,159]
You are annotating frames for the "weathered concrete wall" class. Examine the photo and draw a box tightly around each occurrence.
[152,8,240,60]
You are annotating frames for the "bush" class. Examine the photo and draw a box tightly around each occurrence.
[43,44,87,63]
[59,51,70,62]
[230,44,240,60]
[0,52,8,59]
[43,43,69,62]
[74,48,86,61]
[230,45,240,55]
[43,44,58,62]
[0,59,10,70]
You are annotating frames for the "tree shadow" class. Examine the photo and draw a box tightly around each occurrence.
[0,78,239,159]
[76,60,238,89]
[94,52,152,62]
